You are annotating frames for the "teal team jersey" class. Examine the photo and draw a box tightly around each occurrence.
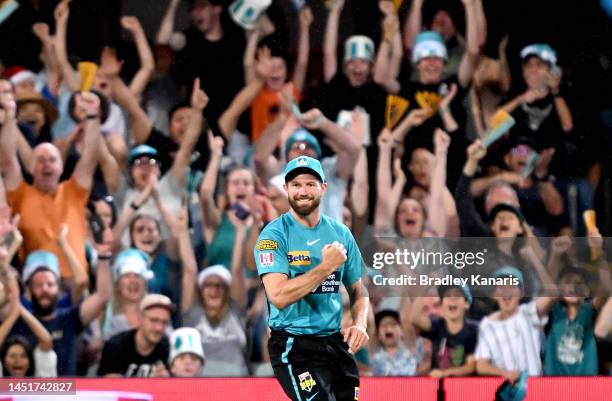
[254,212,364,336]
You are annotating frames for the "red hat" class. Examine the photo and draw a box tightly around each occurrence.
[3,66,37,85]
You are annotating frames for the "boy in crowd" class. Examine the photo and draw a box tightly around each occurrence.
[371,309,430,376]
[544,232,610,375]
[475,262,556,380]
[410,284,478,377]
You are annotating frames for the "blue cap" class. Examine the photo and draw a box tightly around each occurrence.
[22,251,60,284]
[494,266,524,287]
[112,248,153,282]
[520,43,557,66]
[439,283,473,305]
[285,129,322,160]
[128,145,159,165]
[284,156,326,183]
[412,31,448,64]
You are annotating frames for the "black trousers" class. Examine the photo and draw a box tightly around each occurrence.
[268,330,360,401]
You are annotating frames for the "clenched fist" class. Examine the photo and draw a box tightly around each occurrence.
[321,241,347,272]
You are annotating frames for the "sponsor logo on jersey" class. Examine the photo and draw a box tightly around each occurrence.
[259,252,274,267]
[256,239,278,250]
[287,251,311,266]
[354,386,359,400]
[298,371,316,392]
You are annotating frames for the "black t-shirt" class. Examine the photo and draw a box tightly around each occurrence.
[397,75,469,147]
[422,316,478,369]
[307,72,387,222]
[173,27,246,128]
[41,305,85,376]
[397,75,471,190]
[98,329,169,377]
[145,127,210,174]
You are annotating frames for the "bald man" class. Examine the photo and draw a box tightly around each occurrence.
[0,86,102,280]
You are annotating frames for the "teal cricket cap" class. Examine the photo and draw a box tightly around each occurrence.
[284,156,326,183]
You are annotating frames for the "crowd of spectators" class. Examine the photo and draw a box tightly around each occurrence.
[0,0,610,379]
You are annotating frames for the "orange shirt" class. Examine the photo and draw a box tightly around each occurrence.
[251,84,301,142]
[7,177,90,279]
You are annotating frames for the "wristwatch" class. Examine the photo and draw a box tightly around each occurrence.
[130,201,141,211]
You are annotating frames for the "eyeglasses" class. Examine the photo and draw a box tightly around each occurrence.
[132,158,159,167]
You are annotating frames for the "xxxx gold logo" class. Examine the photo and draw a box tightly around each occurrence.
[256,240,278,250]
[287,251,311,266]
[415,91,443,116]
[385,95,410,129]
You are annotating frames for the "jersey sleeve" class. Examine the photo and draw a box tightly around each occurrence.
[254,224,288,277]
[342,227,364,287]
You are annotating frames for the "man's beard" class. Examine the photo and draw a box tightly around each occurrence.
[288,195,321,217]
[32,294,58,318]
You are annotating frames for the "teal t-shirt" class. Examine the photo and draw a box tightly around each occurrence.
[544,301,598,375]
[254,212,364,336]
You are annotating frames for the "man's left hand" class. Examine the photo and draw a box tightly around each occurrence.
[343,324,369,354]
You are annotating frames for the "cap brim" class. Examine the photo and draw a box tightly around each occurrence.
[284,167,324,183]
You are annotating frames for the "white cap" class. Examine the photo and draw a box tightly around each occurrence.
[22,250,60,284]
[344,35,375,63]
[169,327,205,364]
[197,265,232,288]
[112,248,153,282]
[229,0,272,30]
[412,31,448,64]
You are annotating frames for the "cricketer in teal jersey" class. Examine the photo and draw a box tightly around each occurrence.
[254,156,369,401]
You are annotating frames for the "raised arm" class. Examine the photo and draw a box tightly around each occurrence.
[79,252,113,326]
[534,148,564,216]
[374,129,402,234]
[170,79,208,186]
[323,0,344,83]
[292,7,313,92]
[199,131,224,231]
[0,271,20,346]
[100,49,152,145]
[454,140,490,236]
[57,224,89,302]
[519,245,557,317]
[589,228,611,309]
[594,298,612,338]
[390,108,429,145]
[299,108,361,179]
[229,214,248,309]
[163,207,198,314]
[121,17,155,98]
[156,0,180,44]
[98,137,122,193]
[220,47,272,139]
[53,1,80,92]
[32,23,62,96]
[548,70,573,133]
[373,1,401,93]
[458,0,481,87]
[403,0,423,52]
[438,84,459,132]
[72,92,102,189]
[428,129,451,237]
[0,92,23,190]
[351,148,369,219]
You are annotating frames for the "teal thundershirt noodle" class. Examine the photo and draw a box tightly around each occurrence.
[254,212,364,336]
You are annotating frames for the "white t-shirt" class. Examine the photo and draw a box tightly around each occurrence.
[475,300,547,376]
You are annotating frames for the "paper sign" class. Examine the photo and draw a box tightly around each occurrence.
[385,95,409,129]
